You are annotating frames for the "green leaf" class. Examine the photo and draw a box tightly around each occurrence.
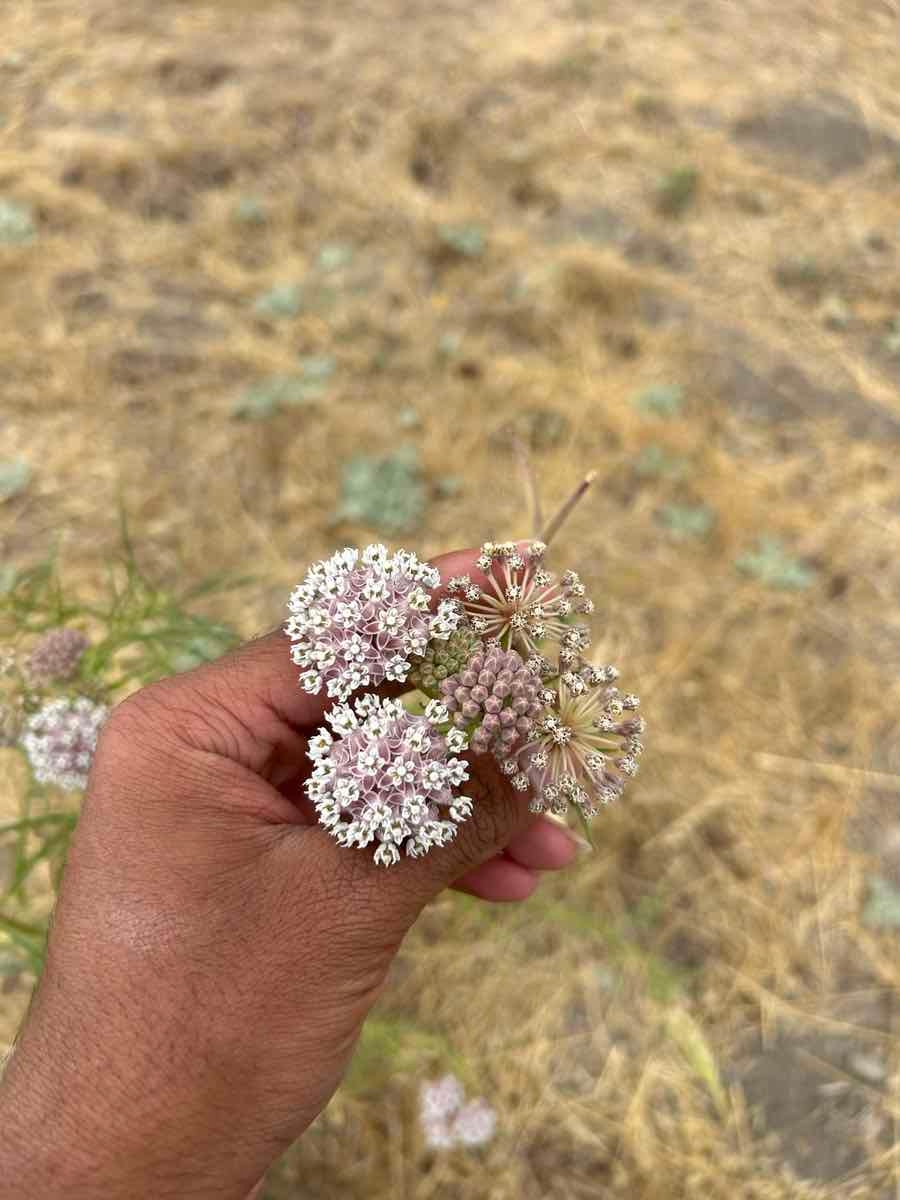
[335,447,427,535]
[231,367,333,420]
[437,223,486,259]
[253,283,303,319]
[0,199,36,245]
[234,196,267,225]
[0,459,31,501]
[635,444,688,480]
[735,536,816,590]
[658,503,716,539]
[317,242,353,272]
[633,384,684,418]
[863,876,900,930]
[655,166,699,217]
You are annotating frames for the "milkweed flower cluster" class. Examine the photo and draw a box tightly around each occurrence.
[21,697,108,792]
[285,544,461,702]
[501,664,644,818]
[289,537,644,865]
[307,694,471,866]
[24,628,89,686]
[419,1074,497,1150]
[446,540,593,667]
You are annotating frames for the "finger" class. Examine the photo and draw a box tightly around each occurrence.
[122,547,486,778]
[299,752,537,929]
[202,546,484,731]
[452,857,540,902]
[502,816,580,871]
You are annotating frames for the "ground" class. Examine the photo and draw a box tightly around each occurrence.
[2,0,900,1196]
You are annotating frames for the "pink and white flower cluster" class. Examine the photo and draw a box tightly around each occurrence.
[21,697,108,792]
[419,1074,497,1150]
[307,694,471,866]
[286,544,460,702]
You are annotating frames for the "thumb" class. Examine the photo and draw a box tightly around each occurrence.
[298,750,534,930]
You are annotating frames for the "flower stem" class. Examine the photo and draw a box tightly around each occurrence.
[540,471,597,546]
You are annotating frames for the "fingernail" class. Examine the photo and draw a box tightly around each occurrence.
[543,813,594,856]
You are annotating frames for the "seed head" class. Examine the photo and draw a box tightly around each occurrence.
[503,665,644,817]
[447,541,593,663]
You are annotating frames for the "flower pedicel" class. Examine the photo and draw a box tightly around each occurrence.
[289,525,643,865]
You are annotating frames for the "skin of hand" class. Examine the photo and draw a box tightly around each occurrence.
[0,548,580,1199]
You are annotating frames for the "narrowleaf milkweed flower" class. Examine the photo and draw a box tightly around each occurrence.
[21,696,108,792]
[24,627,89,686]
[438,643,544,757]
[286,544,461,703]
[306,693,472,866]
[419,1074,497,1151]
[501,664,644,817]
[447,540,593,670]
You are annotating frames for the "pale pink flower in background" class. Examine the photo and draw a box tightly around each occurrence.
[419,1074,497,1151]
[24,628,89,686]
[20,696,108,791]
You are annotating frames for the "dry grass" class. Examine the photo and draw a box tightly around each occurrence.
[3,0,900,1195]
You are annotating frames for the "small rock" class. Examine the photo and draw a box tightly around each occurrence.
[0,199,36,245]
[734,92,899,180]
[847,1051,887,1086]
[397,406,421,430]
[820,294,852,330]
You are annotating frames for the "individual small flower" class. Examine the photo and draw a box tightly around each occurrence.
[408,626,484,692]
[305,693,472,865]
[24,628,89,686]
[419,1075,497,1151]
[504,664,644,817]
[286,545,461,702]
[20,696,108,792]
[447,541,593,665]
[439,645,544,758]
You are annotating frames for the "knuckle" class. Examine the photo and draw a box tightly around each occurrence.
[453,757,525,862]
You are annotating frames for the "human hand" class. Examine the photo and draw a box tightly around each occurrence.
[0,549,581,1200]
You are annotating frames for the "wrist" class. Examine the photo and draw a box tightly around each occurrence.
[0,997,269,1200]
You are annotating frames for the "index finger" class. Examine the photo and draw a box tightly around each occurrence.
[189,546,485,735]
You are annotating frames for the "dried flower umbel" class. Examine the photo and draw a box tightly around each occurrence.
[21,697,108,792]
[306,694,471,867]
[447,541,593,669]
[286,544,460,702]
[501,664,644,818]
